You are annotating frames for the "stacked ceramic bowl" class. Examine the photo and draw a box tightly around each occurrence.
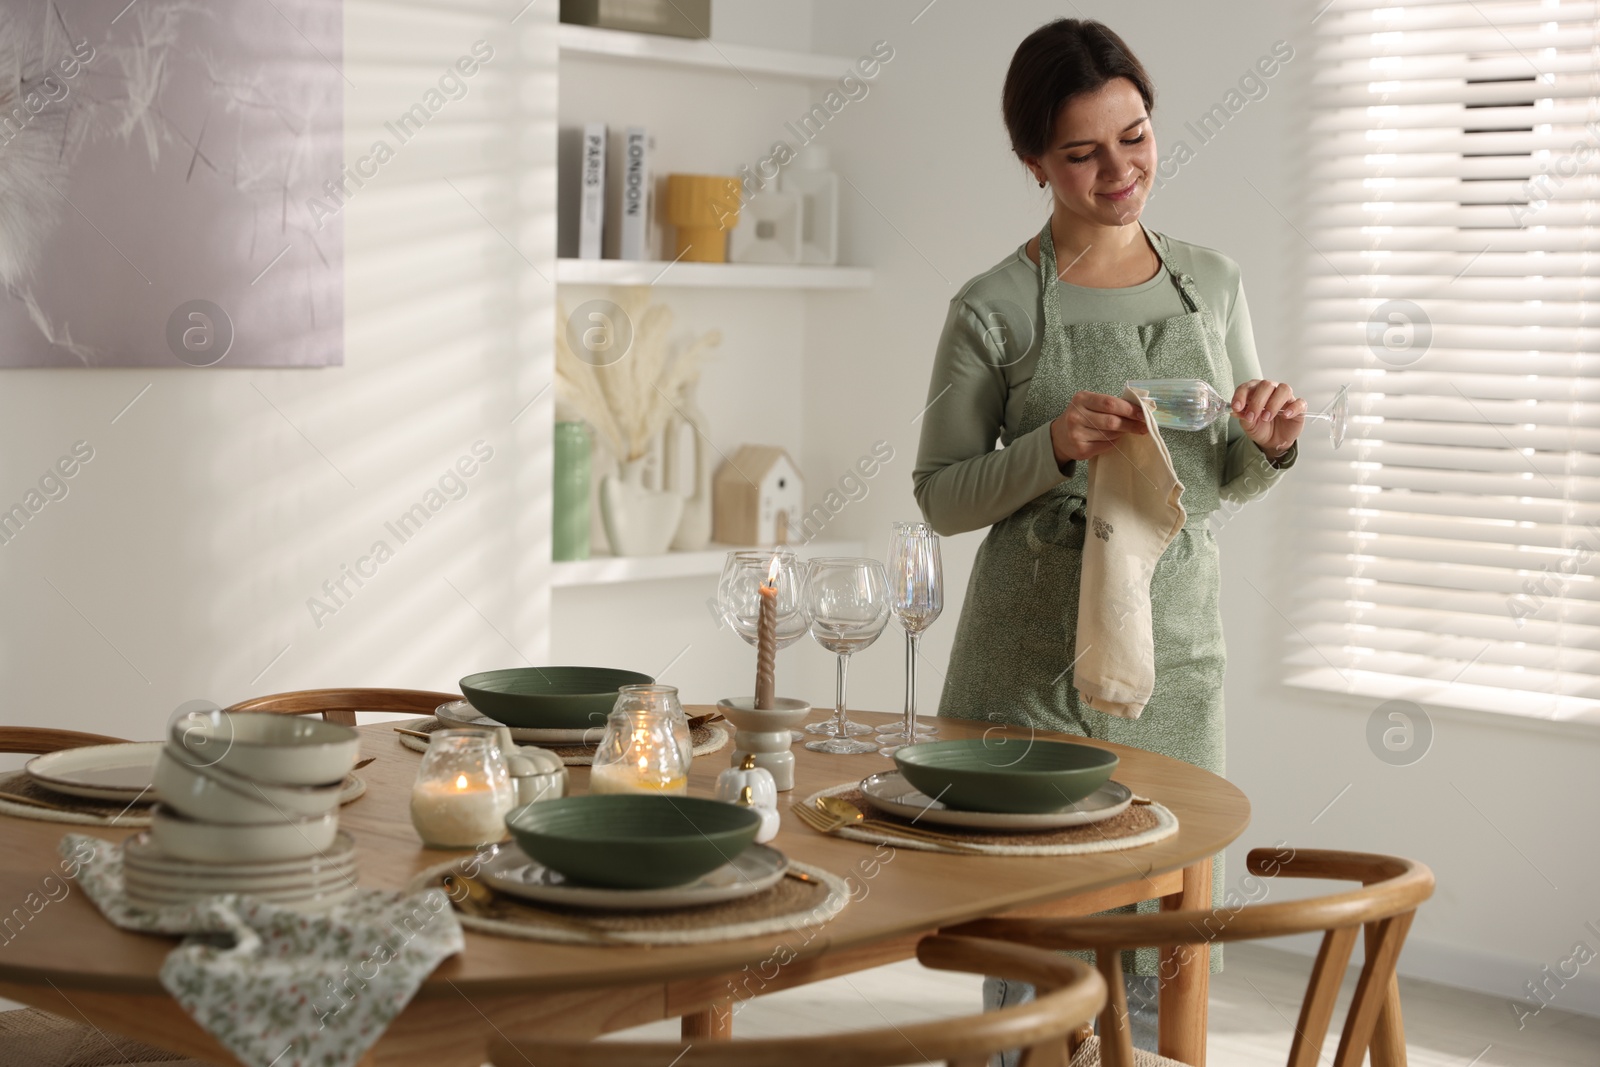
[135,710,362,911]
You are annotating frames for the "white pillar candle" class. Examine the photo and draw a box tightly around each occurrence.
[410,772,513,848]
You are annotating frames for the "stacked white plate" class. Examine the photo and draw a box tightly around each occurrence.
[122,831,360,912]
[138,709,363,911]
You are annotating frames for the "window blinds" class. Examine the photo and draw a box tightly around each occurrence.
[1290,0,1600,722]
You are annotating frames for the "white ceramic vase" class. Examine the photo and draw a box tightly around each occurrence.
[600,456,684,557]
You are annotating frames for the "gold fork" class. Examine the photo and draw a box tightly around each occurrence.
[791,799,989,854]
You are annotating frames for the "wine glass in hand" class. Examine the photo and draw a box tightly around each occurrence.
[803,558,890,755]
[877,522,943,754]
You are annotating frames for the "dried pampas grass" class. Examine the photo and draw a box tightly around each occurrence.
[555,288,720,463]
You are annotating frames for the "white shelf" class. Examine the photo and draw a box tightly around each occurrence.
[556,259,872,289]
[552,540,865,588]
[558,24,852,82]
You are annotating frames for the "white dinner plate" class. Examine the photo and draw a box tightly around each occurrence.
[481,843,788,911]
[124,863,358,895]
[436,700,604,744]
[124,866,357,896]
[125,880,359,912]
[25,742,163,802]
[122,830,358,877]
[858,771,1134,830]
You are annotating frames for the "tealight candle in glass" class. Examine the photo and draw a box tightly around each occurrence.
[409,730,516,849]
[589,685,691,795]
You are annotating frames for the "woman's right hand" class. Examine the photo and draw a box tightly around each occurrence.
[1050,391,1148,466]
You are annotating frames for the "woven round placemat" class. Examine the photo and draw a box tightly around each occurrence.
[394,718,730,766]
[799,783,1178,856]
[406,856,847,946]
[0,773,368,828]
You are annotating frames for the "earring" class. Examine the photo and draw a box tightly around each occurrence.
[1038,179,1046,188]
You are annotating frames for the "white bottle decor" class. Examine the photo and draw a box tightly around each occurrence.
[665,383,714,552]
[781,147,839,266]
[729,191,804,265]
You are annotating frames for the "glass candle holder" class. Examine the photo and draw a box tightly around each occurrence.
[409,730,516,849]
[589,685,691,795]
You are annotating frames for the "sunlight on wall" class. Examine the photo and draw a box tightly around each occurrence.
[0,0,555,737]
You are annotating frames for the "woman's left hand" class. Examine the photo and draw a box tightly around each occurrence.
[1232,379,1306,460]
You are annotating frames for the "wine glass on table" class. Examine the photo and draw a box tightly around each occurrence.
[717,550,810,739]
[717,550,810,650]
[877,522,943,755]
[802,558,890,755]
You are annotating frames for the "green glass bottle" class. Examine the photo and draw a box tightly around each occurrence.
[553,421,591,561]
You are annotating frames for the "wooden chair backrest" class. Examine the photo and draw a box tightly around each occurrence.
[487,935,1106,1067]
[950,847,1435,1067]
[223,688,459,727]
[0,727,127,755]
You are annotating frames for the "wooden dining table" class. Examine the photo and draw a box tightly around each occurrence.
[0,709,1249,1067]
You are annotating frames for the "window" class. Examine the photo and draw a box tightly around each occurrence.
[1290,0,1600,723]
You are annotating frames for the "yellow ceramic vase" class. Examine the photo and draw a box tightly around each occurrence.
[663,174,742,263]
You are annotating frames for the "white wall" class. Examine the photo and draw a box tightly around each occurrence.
[0,1,556,736]
[806,0,1600,1033]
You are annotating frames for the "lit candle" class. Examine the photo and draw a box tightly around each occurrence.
[588,761,687,795]
[590,700,690,794]
[755,554,779,710]
[410,771,513,849]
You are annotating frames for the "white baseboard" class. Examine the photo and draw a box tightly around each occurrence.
[1263,933,1600,1021]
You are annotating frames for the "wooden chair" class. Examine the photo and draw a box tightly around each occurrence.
[947,847,1436,1067]
[487,935,1107,1067]
[223,687,459,726]
[0,727,207,1066]
[0,726,125,754]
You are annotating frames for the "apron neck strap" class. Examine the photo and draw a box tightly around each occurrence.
[1036,217,1200,316]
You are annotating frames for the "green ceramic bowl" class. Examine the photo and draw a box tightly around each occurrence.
[893,739,1119,814]
[505,795,761,889]
[459,667,654,729]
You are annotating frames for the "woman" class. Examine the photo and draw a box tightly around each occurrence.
[912,18,1303,1053]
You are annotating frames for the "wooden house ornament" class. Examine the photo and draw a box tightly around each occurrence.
[713,445,804,546]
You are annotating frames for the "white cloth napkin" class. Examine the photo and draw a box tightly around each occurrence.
[1073,387,1187,719]
[59,834,463,1067]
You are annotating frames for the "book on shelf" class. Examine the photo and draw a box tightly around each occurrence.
[605,126,653,261]
[578,122,606,260]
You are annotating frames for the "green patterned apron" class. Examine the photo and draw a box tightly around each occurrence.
[938,217,1233,973]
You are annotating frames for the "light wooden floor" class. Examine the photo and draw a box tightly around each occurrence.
[604,944,1600,1065]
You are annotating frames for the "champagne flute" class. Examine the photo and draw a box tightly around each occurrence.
[802,558,890,755]
[877,522,943,755]
[1126,379,1350,449]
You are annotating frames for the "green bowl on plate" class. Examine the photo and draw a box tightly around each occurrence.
[893,738,1119,814]
[459,667,654,729]
[505,795,761,889]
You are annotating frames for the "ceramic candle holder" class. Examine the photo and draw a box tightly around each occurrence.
[716,697,810,792]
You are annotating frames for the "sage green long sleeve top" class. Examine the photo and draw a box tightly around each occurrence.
[913,229,1294,536]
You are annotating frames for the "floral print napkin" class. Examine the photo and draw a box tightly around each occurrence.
[59,834,464,1067]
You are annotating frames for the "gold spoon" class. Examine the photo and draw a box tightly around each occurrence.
[813,796,990,854]
[438,872,628,944]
